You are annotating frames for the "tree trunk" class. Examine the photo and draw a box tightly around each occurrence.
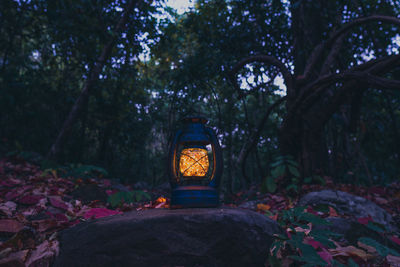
[47,0,137,161]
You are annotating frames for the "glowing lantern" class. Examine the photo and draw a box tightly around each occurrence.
[168,116,223,208]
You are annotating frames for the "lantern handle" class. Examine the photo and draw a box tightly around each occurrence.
[168,129,182,189]
[205,127,223,188]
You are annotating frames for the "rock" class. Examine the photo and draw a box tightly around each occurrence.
[238,200,260,210]
[53,208,281,267]
[299,190,397,232]
[70,184,108,203]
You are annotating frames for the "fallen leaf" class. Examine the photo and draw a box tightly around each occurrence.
[318,249,333,264]
[357,241,377,254]
[25,240,59,267]
[305,237,324,249]
[0,201,17,217]
[391,235,400,246]
[0,219,24,233]
[329,206,338,217]
[154,202,166,209]
[83,208,122,219]
[18,195,44,205]
[357,215,373,225]
[0,247,12,259]
[269,214,278,221]
[49,197,69,211]
[374,196,388,205]
[386,255,400,266]
[329,245,375,261]
[5,190,19,201]
[0,249,28,267]
[31,219,59,232]
[257,203,271,212]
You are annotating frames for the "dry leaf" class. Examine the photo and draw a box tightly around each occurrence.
[329,206,338,217]
[386,255,400,266]
[0,219,24,233]
[25,240,59,267]
[0,249,28,267]
[256,203,271,212]
[329,245,375,261]
[357,241,377,255]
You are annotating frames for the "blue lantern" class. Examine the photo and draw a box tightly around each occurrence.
[168,116,223,208]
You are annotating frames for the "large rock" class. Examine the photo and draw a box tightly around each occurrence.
[299,190,397,231]
[53,208,281,267]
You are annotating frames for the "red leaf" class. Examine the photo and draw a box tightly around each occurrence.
[357,215,373,225]
[305,238,324,249]
[306,206,319,215]
[318,249,333,264]
[328,206,338,217]
[5,190,19,201]
[49,197,69,211]
[31,219,58,232]
[391,235,400,246]
[106,189,118,196]
[18,195,44,205]
[83,208,122,219]
[369,186,385,195]
[0,219,24,233]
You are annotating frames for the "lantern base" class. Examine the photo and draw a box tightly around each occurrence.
[170,185,219,209]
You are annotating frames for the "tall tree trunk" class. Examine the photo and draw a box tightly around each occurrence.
[47,0,137,160]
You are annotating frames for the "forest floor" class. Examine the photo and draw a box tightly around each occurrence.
[0,156,399,266]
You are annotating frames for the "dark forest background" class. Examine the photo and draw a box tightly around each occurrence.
[1,0,399,194]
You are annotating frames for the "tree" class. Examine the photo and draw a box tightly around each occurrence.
[228,1,400,177]
[150,0,400,187]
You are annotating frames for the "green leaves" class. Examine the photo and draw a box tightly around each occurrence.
[265,176,277,193]
[358,237,400,257]
[263,155,302,194]
[107,190,151,208]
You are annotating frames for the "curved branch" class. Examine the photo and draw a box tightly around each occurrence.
[229,55,294,97]
[292,54,400,115]
[237,96,287,186]
[303,15,400,80]
[300,72,400,113]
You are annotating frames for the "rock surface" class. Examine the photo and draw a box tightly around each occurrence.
[299,190,397,231]
[53,208,281,267]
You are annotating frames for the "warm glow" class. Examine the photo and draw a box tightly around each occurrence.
[179,148,209,177]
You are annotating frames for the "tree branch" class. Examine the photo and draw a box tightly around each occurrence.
[303,15,400,80]
[301,71,400,113]
[292,54,400,115]
[237,96,287,185]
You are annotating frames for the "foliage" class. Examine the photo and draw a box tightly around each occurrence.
[107,190,151,208]
[262,155,303,194]
[0,0,399,190]
[269,204,400,266]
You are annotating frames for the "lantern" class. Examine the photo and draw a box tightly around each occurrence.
[168,116,223,208]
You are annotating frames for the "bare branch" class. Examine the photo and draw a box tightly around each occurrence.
[319,34,345,76]
[292,54,400,114]
[300,72,400,113]
[237,96,287,185]
[229,55,294,97]
[303,15,400,80]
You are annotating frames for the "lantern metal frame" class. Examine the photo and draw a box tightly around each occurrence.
[168,116,223,208]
